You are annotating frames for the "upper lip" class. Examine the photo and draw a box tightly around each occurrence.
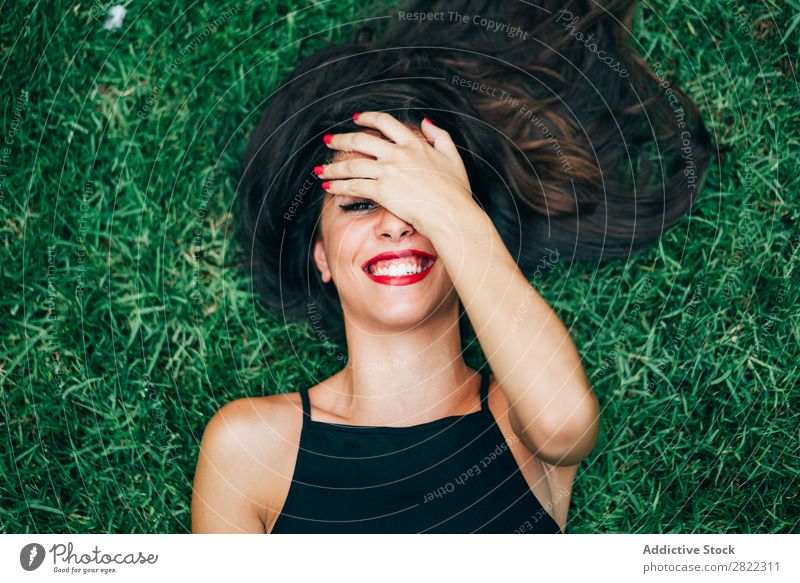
[361,249,437,272]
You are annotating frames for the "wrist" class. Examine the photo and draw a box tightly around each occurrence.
[422,198,492,245]
[426,198,521,279]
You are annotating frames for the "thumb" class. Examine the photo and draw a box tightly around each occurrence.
[420,117,459,160]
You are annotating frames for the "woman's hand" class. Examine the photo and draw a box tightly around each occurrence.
[316,111,476,236]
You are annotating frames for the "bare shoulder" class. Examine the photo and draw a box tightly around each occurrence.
[192,392,303,533]
[202,394,299,446]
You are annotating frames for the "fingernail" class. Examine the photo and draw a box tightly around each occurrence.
[352,112,361,121]
[423,117,432,125]
[313,165,325,176]
[323,134,333,144]
[321,181,332,190]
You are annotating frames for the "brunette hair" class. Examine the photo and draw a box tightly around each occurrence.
[238,0,712,345]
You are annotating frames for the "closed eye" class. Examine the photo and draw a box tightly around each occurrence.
[338,199,377,213]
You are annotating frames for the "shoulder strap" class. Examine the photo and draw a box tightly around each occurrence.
[299,386,311,422]
[479,366,491,413]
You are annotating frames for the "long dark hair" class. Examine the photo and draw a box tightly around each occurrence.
[238,0,712,345]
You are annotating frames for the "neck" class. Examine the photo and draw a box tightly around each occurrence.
[330,305,481,425]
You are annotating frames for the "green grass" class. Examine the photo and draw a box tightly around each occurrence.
[1,0,798,533]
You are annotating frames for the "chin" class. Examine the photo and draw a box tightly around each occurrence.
[341,277,455,328]
[339,296,433,333]
[368,303,432,328]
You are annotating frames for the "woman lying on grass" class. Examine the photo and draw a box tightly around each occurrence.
[192,0,710,533]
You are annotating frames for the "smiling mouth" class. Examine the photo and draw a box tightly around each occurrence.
[363,255,435,277]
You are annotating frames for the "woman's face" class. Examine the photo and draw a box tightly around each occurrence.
[312,127,460,334]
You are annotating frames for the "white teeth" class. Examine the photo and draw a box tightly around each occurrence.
[370,260,429,277]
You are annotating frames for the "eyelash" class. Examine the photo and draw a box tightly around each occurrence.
[338,200,377,213]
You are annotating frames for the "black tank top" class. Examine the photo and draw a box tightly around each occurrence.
[271,367,563,533]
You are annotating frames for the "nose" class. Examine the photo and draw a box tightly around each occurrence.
[375,207,415,240]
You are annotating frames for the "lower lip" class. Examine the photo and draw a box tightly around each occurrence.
[364,259,436,286]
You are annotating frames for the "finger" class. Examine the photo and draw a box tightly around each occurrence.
[316,158,382,180]
[420,117,460,160]
[324,131,393,159]
[353,111,419,146]
[322,178,379,199]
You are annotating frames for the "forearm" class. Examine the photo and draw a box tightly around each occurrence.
[426,201,600,465]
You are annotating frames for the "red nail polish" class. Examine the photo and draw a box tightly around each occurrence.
[321,181,332,190]
[323,134,333,144]
[313,165,325,175]
[352,112,360,121]
[423,117,432,125]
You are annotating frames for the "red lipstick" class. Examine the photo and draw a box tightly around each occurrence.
[361,249,437,286]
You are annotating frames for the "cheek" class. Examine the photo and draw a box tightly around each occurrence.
[327,222,370,273]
